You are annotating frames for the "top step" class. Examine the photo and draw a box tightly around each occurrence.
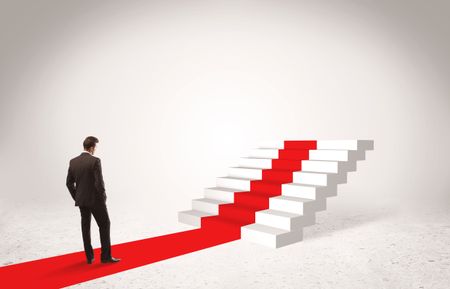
[258,140,374,151]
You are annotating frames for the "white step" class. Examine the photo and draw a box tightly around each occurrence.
[248,148,279,159]
[255,209,315,231]
[204,187,237,202]
[228,167,263,179]
[192,198,230,214]
[292,171,346,186]
[248,148,368,162]
[301,160,340,173]
[178,209,213,227]
[282,183,337,199]
[238,157,273,169]
[269,195,326,214]
[216,176,252,191]
[309,149,366,162]
[257,140,374,150]
[241,223,303,248]
[309,150,350,161]
[317,140,374,150]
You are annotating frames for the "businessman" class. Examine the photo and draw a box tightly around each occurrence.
[66,136,120,264]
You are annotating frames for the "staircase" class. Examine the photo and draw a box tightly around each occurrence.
[178,140,373,248]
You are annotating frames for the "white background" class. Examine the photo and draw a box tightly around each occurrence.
[0,1,449,288]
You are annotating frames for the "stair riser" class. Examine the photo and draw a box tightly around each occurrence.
[255,212,315,231]
[192,200,220,214]
[301,160,340,173]
[309,151,348,161]
[228,167,262,179]
[269,198,326,214]
[241,226,303,248]
[204,188,236,202]
[292,173,329,186]
[316,140,374,150]
[292,172,347,186]
[178,212,201,227]
[216,178,251,191]
[238,158,272,169]
[281,184,336,199]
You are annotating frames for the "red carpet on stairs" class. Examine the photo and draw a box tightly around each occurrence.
[201,140,316,235]
[0,141,317,288]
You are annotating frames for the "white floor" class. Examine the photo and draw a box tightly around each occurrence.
[1,201,449,289]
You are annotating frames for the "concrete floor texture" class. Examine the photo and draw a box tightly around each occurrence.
[1,197,449,289]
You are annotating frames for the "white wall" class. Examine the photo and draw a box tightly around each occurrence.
[1,0,449,220]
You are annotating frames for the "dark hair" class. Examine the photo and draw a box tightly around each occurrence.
[83,136,99,150]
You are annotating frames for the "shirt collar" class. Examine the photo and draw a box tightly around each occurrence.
[81,151,92,155]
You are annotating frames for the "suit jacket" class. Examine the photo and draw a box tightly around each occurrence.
[66,152,107,207]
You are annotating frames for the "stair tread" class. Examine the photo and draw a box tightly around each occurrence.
[252,179,285,184]
[222,202,263,211]
[257,209,302,218]
[301,170,338,174]
[193,198,231,205]
[272,195,316,203]
[207,216,248,227]
[253,148,310,151]
[179,209,215,217]
[302,160,339,163]
[206,187,239,192]
[283,183,326,188]
[295,171,328,175]
[241,157,272,160]
[218,176,255,181]
[230,166,262,170]
[242,223,289,235]
[232,166,294,173]
[263,169,296,173]
[236,192,269,198]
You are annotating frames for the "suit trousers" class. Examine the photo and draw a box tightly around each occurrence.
[79,201,111,261]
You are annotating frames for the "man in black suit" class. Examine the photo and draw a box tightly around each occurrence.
[66,136,120,264]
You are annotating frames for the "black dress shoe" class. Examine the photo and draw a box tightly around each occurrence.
[101,257,121,263]
[87,257,95,264]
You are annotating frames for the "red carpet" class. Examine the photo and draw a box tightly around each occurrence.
[0,226,241,288]
[0,141,316,288]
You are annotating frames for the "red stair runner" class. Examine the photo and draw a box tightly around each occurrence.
[0,141,316,288]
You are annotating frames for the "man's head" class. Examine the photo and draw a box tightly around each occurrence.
[83,136,99,155]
